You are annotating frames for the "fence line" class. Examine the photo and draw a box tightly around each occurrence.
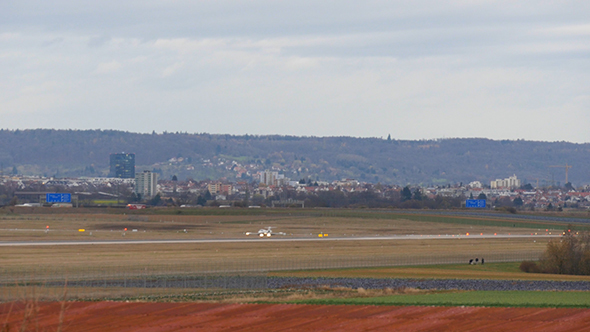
[0,250,542,286]
[0,250,545,301]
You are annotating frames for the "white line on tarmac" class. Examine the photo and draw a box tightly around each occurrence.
[0,234,559,246]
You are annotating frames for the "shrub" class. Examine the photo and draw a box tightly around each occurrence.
[519,260,540,273]
[494,206,517,214]
[536,228,590,275]
[505,207,517,214]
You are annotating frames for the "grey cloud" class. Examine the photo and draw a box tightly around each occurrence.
[88,34,111,48]
[0,1,589,142]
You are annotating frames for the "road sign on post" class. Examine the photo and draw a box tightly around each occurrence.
[46,193,71,203]
[466,199,486,208]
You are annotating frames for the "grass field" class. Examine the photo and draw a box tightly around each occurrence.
[8,283,590,309]
[150,208,590,231]
[0,209,565,278]
[90,200,120,205]
[271,262,590,281]
[0,238,548,278]
[5,281,590,308]
[3,261,590,307]
[1,208,586,306]
[0,210,568,242]
[294,290,590,308]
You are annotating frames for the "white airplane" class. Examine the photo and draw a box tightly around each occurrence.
[245,227,286,238]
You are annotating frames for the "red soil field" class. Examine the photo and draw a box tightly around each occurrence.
[2,301,590,331]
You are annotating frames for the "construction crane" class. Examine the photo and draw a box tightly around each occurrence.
[549,164,572,184]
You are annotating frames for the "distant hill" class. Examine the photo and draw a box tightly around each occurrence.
[0,129,588,186]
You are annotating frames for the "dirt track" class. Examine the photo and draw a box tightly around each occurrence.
[3,301,590,331]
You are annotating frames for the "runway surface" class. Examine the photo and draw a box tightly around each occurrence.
[0,233,558,246]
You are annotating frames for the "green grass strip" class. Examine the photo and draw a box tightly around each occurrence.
[293,290,590,308]
[150,208,590,230]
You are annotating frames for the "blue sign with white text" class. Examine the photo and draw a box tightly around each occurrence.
[466,199,486,208]
[46,193,71,203]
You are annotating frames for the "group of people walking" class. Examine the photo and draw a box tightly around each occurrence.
[469,258,484,265]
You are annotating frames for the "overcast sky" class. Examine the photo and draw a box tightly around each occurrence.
[1,1,589,142]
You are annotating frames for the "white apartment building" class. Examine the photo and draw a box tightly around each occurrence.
[260,170,278,186]
[468,181,482,189]
[490,174,521,189]
[135,170,158,198]
[259,170,288,186]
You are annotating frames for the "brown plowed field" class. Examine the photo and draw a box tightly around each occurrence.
[3,301,590,331]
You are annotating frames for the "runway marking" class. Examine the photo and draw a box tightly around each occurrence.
[0,234,558,246]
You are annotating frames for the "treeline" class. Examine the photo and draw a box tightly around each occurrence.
[2,129,590,185]
[298,191,465,209]
[166,189,465,209]
[521,229,590,275]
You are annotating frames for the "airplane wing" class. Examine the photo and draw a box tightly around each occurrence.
[245,231,270,236]
[245,228,286,237]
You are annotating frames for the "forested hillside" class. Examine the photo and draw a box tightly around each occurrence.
[0,129,588,186]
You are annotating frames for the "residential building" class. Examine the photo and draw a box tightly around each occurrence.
[207,183,221,195]
[490,174,521,189]
[259,170,289,186]
[135,170,158,198]
[221,184,233,195]
[260,170,279,186]
[468,181,482,189]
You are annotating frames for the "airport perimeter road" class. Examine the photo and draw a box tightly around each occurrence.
[0,233,559,246]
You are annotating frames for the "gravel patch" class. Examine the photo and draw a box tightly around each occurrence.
[269,277,590,291]
[7,276,590,292]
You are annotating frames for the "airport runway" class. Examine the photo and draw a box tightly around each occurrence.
[0,233,558,246]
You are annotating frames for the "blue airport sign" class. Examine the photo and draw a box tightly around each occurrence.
[46,193,71,203]
[466,199,486,208]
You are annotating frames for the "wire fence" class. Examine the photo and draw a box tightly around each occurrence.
[0,249,543,301]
